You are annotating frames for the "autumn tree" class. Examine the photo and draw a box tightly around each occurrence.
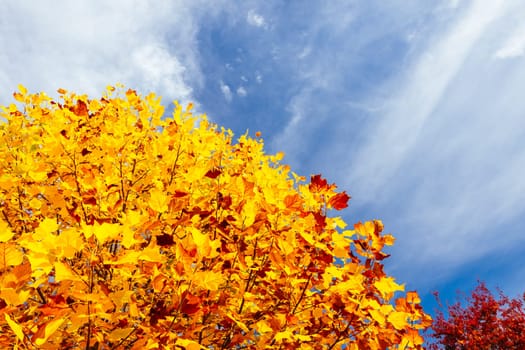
[0,85,431,349]
[429,281,525,349]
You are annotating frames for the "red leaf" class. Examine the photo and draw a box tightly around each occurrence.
[309,174,329,192]
[329,192,350,210]
[205,168,222,179]
[156,233,175,247]
[71,100,89,117]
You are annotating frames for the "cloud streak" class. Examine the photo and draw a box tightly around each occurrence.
[0,0,209,105]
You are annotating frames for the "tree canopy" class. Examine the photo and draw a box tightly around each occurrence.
[430,281,525,349]
[0,85,430,349]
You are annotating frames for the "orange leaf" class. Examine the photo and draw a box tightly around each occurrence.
[33,318,65,345]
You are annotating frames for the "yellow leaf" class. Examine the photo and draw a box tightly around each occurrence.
[29,197,42,210]
[148,188,169,212]
[108,327,135,342]
[255,320,273,334]
[34,318,65,345]
[274,330,293,342]
[387,311,410,330]
[241,200,256,227]
[401,329,424,346]
[28,170,47,182]
[295,334,312,341]
[191,227,209,254]
[0,243,24,268]
[139,246,165,263]
[226,313,250,333]
[54,261,80,282]
[0,220,14,242]
[374,277,404,300]
[406,290,421,304]
[121,226,138,249]
[175,338,205,350]
[35,218,59,238]
[57,228,84,259]
[191,227,220,257]
[193,270,224,291]
[383,234,395,246]
[18,84,28,95]
[332,275,365,294]
[369,309,386,326]
[4,313,24,342]
[93,222,121,245]
[0,288,30,306]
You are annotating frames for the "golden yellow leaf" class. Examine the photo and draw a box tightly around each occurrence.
[0,243,24,269]
[175,338,205,350]
[34,318,65,345]
[35,218,59,237]
[226,313,250,333]
[193,270,224,291]
[28,170,48,182]
[383,234,395,246]
[295,334,312,341]
[54,261,80,282]
[107,327,135,342]
[387,311,410,330]
[406,290,421,304]
[0,220,14,242]
[0,288,30,306]
[121,226,138,249]
[4,313,24,342]
[148,188,169,213]
[369,309,386,326]
[332,275,365,294]
[274,330,294,342]
[92,222,121,245]
[374,277,405,300]
[255,320,273,334]
[17,84,27,95]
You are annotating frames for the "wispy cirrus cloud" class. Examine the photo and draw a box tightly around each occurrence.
[0,0,222,105]
[265,0,525,288]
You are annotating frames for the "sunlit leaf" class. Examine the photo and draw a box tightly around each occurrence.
[34,318,65,345]
[193,271,223,291]
[4,314,24,342]
[0,220,14,242]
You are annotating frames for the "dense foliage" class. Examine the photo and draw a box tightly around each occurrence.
[430,281,525,349]
[0,85,430,349]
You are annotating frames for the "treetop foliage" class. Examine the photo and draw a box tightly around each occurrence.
[430,281,525,349]
[0,85,430,349]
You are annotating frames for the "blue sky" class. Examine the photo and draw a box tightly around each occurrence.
[2,0,525,323]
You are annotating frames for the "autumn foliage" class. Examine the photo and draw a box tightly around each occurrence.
[430,281,525,349]
[0,85,430,349]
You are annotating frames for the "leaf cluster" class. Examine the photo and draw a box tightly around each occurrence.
[430,282,525,349]
[0,85,430,349]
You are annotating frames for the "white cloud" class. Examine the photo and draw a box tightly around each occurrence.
[494,23,525,59]
[297,46,312,59]
[0,0,211,106]
[267,0,525,286]
[255,72,262,83]
[131,44,192,104]
[348,0,506,200]
[236,86,247,97]
[246,10,266,28]
[220,80,232,102]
